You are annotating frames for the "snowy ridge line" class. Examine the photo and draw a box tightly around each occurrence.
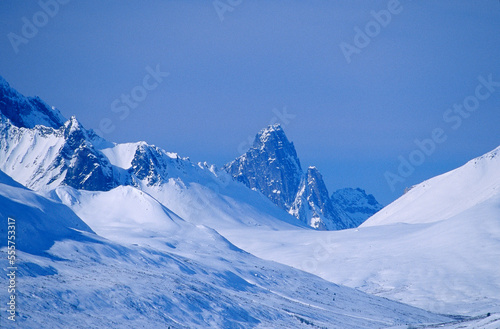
[362,144,500,227]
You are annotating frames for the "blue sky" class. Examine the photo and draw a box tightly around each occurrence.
[1,0,499,204]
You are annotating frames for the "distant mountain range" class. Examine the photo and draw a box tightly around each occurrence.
[0,75,454,328]
[0,75,380,231]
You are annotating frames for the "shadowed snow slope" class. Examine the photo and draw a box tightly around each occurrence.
[0,170,94,255]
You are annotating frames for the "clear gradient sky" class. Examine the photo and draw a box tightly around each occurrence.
[1,0,499,205]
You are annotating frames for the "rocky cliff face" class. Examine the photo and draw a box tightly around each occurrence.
[0,113,117,191]
[60,117,117,191]
[289,167,345,230]
[0,77,199,193]
[0,76,117,191]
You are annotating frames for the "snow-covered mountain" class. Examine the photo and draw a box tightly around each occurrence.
[0,77,118,191]
[289,166,346,230]
[0,168,453,328]
[0,79,380,232]
[331,187,384,228]
[0,114,306,232]
[0,113,119,191]
[224,124,303,211]
[0,78,308,232]
[224,124,382,230]
[225,146,500,317]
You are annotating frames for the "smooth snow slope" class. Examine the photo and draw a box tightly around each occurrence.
[362,146,500,226]
[0,171,452,328]
[51,185,185,242]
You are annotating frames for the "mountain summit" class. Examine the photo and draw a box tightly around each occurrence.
[224,124,303,210]
[225,124,382,230]
[0,76,66,129]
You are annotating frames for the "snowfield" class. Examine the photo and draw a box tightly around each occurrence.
[0,170,452,328]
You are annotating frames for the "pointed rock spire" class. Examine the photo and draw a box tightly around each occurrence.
[225,124,303,209]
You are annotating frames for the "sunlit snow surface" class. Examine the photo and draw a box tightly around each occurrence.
[0,172,450,328]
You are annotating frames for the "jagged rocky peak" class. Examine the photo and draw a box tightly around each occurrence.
[331,187,383,227]
[57,117,117,191]
[289,166,341,230]
[305,166,334,216]
[62,116,87,145]
[0,75,66,129]
[129,143,170,185]
[64,115,81,130]
[225,123,384,230]
[0,81,116,192]
[225,124,303,209]
[331,188,381,210]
